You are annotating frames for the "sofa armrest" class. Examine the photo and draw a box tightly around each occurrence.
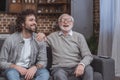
[91,55,115,80]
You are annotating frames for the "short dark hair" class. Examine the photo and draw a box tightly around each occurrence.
[16,9,37,32]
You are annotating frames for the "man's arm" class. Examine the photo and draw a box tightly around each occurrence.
[36,32,50,47]
[78,34,93,67]
[36,41,47,68]
[0,38,28,75]
[74,34,93,77]
[0,38,13,69]
[36,32,47,41]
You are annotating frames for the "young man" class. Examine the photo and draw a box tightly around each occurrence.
[0,9,49,80]
[37,14,93,80]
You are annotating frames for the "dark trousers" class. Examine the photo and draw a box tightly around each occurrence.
[51,65,93,80]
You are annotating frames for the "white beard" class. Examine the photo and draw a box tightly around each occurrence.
[60,25,73,32]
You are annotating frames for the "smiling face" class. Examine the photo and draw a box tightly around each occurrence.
[58,14,74,33]
[22,15,37,33]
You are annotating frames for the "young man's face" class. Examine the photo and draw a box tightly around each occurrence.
[23,15,37,32]
[59,15,73,32]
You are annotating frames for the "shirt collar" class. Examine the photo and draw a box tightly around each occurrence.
[59,30,73,36]
[19,32,35,43]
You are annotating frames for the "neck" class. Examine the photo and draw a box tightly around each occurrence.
[62,31,69,36]
[22,30,32,38]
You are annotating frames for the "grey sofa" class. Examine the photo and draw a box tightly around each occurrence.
[0,39,115,80]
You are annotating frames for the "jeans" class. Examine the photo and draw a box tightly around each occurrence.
[4,68,49,80]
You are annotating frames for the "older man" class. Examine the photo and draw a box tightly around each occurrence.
[37,14,93,80]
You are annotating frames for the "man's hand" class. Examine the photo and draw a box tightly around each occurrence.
[74,64,85,77]
[36,32,46,41]
[36,64,43,69]
[25,66,37,80]
[10,64,27,75]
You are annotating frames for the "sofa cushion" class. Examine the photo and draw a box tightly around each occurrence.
[0,72,103,80]
[0,77,5,80]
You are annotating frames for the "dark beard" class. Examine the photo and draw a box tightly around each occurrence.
[25,27,37,34]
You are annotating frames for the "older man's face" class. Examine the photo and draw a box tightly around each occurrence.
[59,15,73,32]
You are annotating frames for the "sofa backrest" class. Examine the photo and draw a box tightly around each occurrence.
[0,39,5,51]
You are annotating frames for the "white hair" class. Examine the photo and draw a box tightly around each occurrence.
[58,14,74,22]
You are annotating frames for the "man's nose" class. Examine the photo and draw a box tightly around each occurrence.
[64,20,68,23]
[34,21,37,25]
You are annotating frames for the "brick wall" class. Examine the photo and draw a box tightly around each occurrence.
[0,13,16,33]
[93,0,100,41]
[0,0,100,37]
[0,13,59,34]
[37,14,59,35]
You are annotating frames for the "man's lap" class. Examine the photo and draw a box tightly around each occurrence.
[51,65,93,80]
[2,68,49,80]
[51,67,81,80]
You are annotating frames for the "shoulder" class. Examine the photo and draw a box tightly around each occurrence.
[72,31,85,38]
[47,31,59,38]
[5,32,20,43]
[10,32,20,38]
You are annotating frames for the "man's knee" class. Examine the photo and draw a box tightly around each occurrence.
[84,65,93,74]
[82,65,93,80]
[52,68,68,80]
[36,68,50,79]
[54,69,66,77]
[5,68,19,76]
[4,68,20,80]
